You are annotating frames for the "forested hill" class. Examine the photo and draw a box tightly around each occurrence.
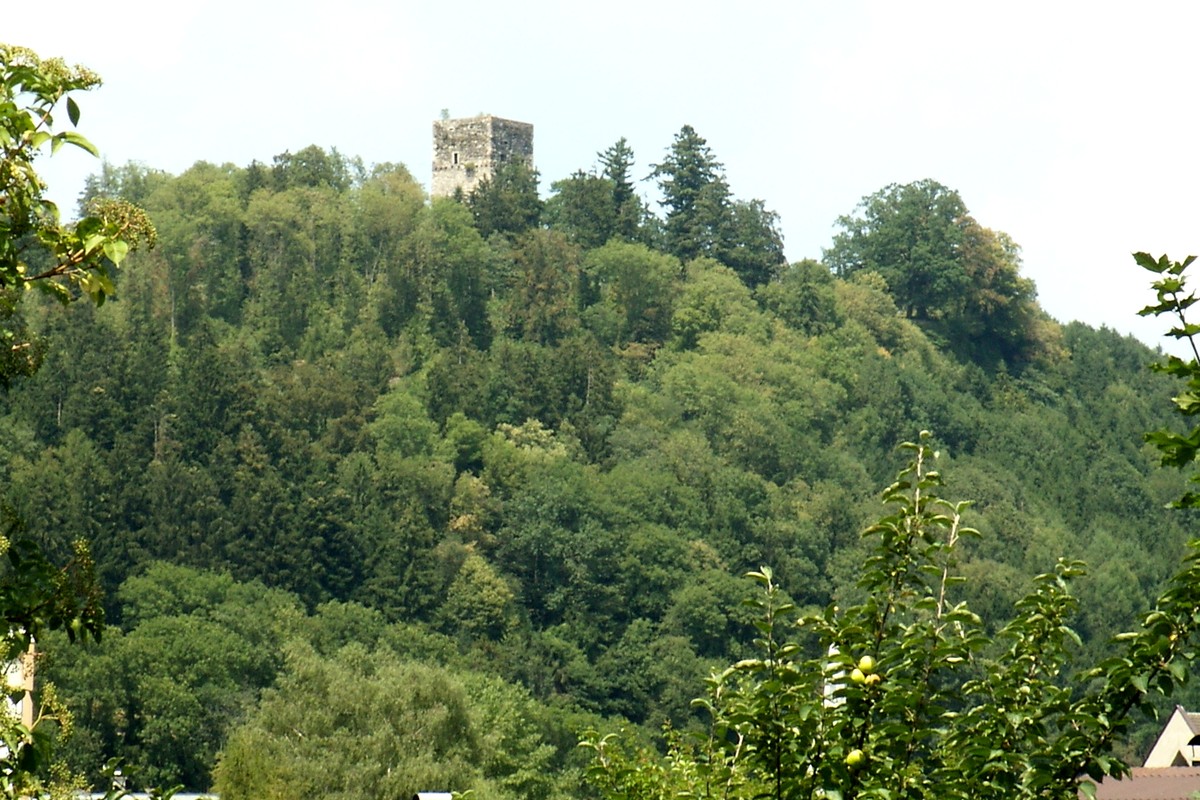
[2,133,1195,796]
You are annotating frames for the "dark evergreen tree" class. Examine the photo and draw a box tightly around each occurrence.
[467,161,543,239]
[599,137,636,209]
[652,125,733,265]
[652,126,784,287]
[598,137,645,241]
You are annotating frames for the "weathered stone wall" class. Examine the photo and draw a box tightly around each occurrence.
[431,115,533,198]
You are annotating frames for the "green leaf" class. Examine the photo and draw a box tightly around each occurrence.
[83,234,105,254]
[66,96,80,126]
[31,279,71,306]
[59,130,99,157]
[102,239,129,266]
[1133,252,1167,273]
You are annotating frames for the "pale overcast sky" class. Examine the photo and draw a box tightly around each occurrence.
[8,2,1200,350]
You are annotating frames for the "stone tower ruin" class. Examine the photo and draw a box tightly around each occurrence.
[431,115,534,198]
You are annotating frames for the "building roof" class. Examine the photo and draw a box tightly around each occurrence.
[1143,706,1200,768]
[1092,767,1200,800]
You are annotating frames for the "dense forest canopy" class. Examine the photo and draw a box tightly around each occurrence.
[3,88,1199,797]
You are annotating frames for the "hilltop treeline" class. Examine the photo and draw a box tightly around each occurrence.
[1,129,1193,796]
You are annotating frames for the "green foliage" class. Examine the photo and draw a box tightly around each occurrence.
[134,161,244,331]
[544,171,621,250]
[825,181,1047,367]
[241,180,351,353]
[0,43,157,797]
[385,196,493,347]
[652,125,731,266]
[0,536,104,649]
[756,259,841,336]
[670,259,766,349]
[369,385,439,458]
[583,240,678,345]
[944,222,1042,365]
[500,230,580,345]
[651,126,784,287]
[598,137,647,242]
[467,161,543,239]
[79,160,170,210]
[45,564,297,790]
[826,180,969,320]
[3,99,1197,794]
[584,434,1200,799]
[437,550,517,642]
[1136,252,1200,504]
[0,44,154,385]
[723,199,786,289]
[544,139,653,251]
[270,145,359,192]
[214,643,575,800]
[599,138,636,211]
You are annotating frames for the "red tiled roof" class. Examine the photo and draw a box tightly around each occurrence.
[1091,767,1200,800]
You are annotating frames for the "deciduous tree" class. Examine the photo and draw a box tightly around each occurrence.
[826,180,1048,366]
[585,425,1200,799]
[214,644,572,800]
[1,44,154,386]
[543,171,619,250]
[825,179,969,320]
[0,43,148,795]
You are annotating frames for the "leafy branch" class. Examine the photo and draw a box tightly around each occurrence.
[1136,252,1200,503]
[1,43,155,310]
[584,417,1200,799]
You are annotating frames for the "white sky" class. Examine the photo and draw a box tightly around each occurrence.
[8,1,1200,350]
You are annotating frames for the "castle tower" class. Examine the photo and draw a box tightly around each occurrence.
[432,115,534,198]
